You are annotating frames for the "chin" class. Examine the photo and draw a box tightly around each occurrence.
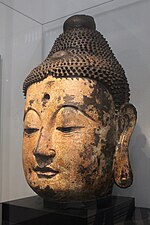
[29,182,113,202]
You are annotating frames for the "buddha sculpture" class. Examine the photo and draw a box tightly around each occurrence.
[22,15,137,201]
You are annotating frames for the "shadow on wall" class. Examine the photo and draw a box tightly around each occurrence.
[113,123,150,208]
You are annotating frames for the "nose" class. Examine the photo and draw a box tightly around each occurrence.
[34,131,56,167]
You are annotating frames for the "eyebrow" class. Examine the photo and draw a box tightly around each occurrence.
[23,107,40,121]
[23,105,96,122]
[55,105,96,122]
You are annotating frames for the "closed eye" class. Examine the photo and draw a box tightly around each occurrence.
[56,126,84,133]
[24,128,39,134]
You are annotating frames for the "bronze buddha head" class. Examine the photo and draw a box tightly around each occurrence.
[22,15,137,201]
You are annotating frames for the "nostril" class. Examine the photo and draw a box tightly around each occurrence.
[35,153,49,161]
[35,154,53,168]
[34,149,56,167]
[48,149,56,157]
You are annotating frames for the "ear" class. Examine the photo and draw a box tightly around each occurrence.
[113,103,137,188]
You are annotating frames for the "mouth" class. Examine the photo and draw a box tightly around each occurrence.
[33,166,59,179]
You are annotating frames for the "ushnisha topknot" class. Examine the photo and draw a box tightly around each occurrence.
[23,15,130,110]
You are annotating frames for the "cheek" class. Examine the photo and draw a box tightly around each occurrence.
[54,127,98,169]
[22,133,39,167]
[54,133,83,169]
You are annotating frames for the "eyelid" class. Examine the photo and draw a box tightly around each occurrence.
[56,126,84,133]
[24,127,39,134]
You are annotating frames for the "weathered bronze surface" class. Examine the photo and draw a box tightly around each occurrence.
[22,15,137,201]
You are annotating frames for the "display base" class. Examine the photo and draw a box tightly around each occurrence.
[2,195,135,225]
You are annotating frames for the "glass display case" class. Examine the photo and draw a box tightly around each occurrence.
[0,0,150,224]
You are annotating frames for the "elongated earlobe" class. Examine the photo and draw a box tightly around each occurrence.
[113,103,137,188]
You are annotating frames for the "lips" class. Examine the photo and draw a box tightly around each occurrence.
[33,166,59,179]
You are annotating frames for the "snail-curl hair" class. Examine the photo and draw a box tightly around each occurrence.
[23,15,130,110]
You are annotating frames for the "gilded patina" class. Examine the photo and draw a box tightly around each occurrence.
[22,15,137,201]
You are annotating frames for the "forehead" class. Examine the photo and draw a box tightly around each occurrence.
[25,76,114,119]
[26,76,98,102]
